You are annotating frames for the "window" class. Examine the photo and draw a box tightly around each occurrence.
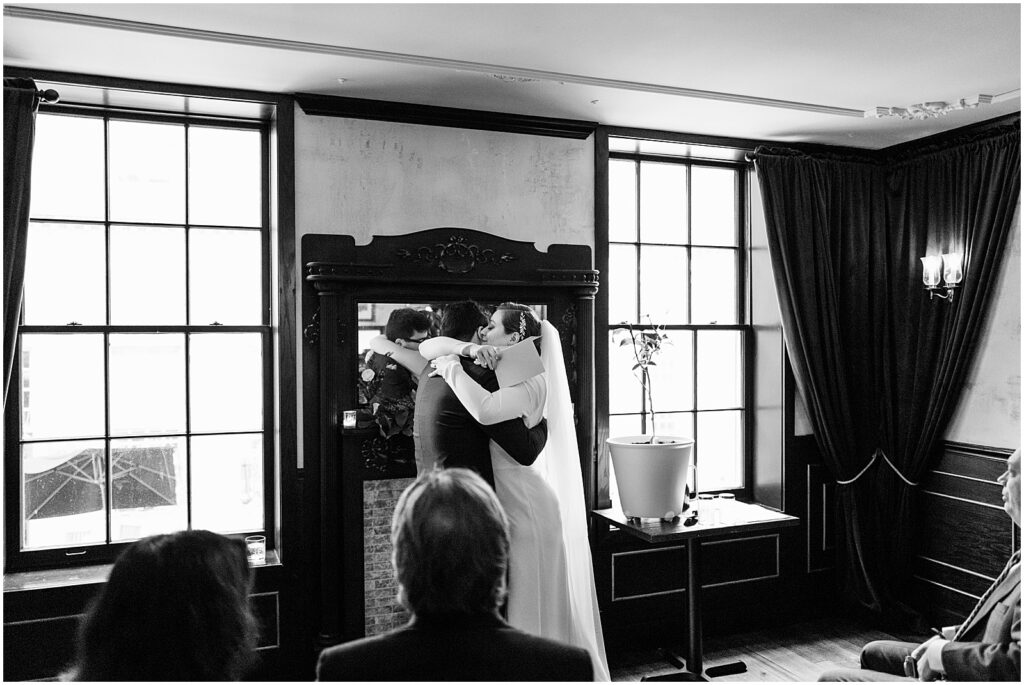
[606,145,748,494]
[10,109,271,566]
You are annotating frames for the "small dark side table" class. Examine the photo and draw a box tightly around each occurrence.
[593,501,799,681]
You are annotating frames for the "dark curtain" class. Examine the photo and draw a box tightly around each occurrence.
[755,150,892,611]
[755,123,1020,618]
[4,77,40,407]
[878,127,1020,611]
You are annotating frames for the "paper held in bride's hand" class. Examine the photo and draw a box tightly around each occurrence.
[495,336,544,387]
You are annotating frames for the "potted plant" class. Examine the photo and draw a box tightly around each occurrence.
[607,320,695,521]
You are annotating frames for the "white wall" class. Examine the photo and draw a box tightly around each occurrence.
[295,114,593,248]
[944,202,1021,449]
[293,109,595,465]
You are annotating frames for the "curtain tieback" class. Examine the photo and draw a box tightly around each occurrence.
[836,448,919,486]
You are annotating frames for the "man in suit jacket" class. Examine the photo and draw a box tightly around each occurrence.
[316,468,594,681]
[819,448,1021,682]
[414,301,546,489]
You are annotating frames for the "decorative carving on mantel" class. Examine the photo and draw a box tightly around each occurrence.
[557,303,579,395]
[359,435,416,477]
[540,269,599,285]
[396,234,518,275]
[304,306,320,346]
[308,263,391,280]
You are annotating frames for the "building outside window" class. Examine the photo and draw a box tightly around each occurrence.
[9,108,272,566]
[606,140,749,495]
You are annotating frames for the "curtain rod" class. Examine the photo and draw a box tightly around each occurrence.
[37,88,60,104]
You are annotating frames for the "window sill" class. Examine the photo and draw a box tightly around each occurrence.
[4,551,281,594]
[3,563,112,593]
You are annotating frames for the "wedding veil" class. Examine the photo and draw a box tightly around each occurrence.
[538,320,610,680]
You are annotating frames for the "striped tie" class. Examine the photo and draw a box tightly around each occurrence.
[953,550,1021,641]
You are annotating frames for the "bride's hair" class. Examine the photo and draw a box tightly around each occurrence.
[495,302,541,341]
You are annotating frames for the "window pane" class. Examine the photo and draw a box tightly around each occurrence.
[29,115,105,221]
[640,246,688,322]
[109,120,185,224]
[649,329,693,412]
[110,225,186,325]
[109,334,186,436]
[23,223,106,325]
[608,414,642,439]
[191,434,264,532]
[691,166,737,246]
[189,127,262,227]
[697,330,743,409]
[190,334,263,433]
[23,440,107,549]
[653,412,694,441]
[608,244,638,325]
[691,248,738,324]
[609,159,637,242]
[640,162,687,244]
[21,334,104,441]
[608,329,643,414]
[111,437,188,542]
[696,410,744,490]
[189,229,263,325]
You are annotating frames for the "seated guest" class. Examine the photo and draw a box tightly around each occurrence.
[316,468,594,681]
[819,448,1020,682]
[65,530,259,681]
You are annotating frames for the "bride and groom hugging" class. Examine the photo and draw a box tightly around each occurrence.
[370,301,610,680]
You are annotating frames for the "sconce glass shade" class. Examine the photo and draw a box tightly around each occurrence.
[921,256,943,287]
[942,252,964,285]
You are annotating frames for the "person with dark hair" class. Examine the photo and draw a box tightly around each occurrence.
[368,307,432,402]
[369,300,547,486]
[65,529,259,681]
[415,302,610,679]
[315,468,593,681]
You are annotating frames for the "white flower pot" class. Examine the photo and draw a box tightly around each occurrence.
[607,436,695,520]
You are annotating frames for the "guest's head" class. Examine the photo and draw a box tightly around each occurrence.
[488,302,542,346]
[384,308,432,348]
[998,448,1020,527]
[69,530,258,681]
[392,468,510,616]
[439,300,489,342]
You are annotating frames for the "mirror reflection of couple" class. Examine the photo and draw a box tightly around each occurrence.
[370,301,610,680]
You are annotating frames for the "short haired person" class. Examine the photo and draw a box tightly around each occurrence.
[64,530,259,681]
[315,468,593,681]
[366,307,433,403]
[819,448,1021,682]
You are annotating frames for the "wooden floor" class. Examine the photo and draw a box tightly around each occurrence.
[608,616,908,682]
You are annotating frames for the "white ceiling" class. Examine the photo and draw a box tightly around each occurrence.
[3,3,1020,149]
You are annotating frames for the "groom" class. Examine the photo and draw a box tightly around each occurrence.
[414,300,546,488]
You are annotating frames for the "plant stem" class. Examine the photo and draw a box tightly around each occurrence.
[643,367,656,443]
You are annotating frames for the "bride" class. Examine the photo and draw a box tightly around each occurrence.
[419,302,609,680]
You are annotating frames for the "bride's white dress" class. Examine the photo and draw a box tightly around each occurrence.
[438,323,610,680]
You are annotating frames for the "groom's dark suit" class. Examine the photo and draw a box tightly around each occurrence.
[414,358,546,489]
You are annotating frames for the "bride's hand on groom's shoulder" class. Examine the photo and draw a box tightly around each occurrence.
[472,345,500,369]
[429,354,461,377]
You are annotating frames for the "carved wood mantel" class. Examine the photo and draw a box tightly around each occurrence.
[300,228,598,648]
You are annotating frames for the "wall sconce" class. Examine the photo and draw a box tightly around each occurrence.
[921,252,963,302]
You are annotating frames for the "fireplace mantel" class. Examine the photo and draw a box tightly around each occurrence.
[300,228,598,648]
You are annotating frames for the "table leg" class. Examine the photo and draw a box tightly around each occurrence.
[642,540,705,682]
[644,539,747,681]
